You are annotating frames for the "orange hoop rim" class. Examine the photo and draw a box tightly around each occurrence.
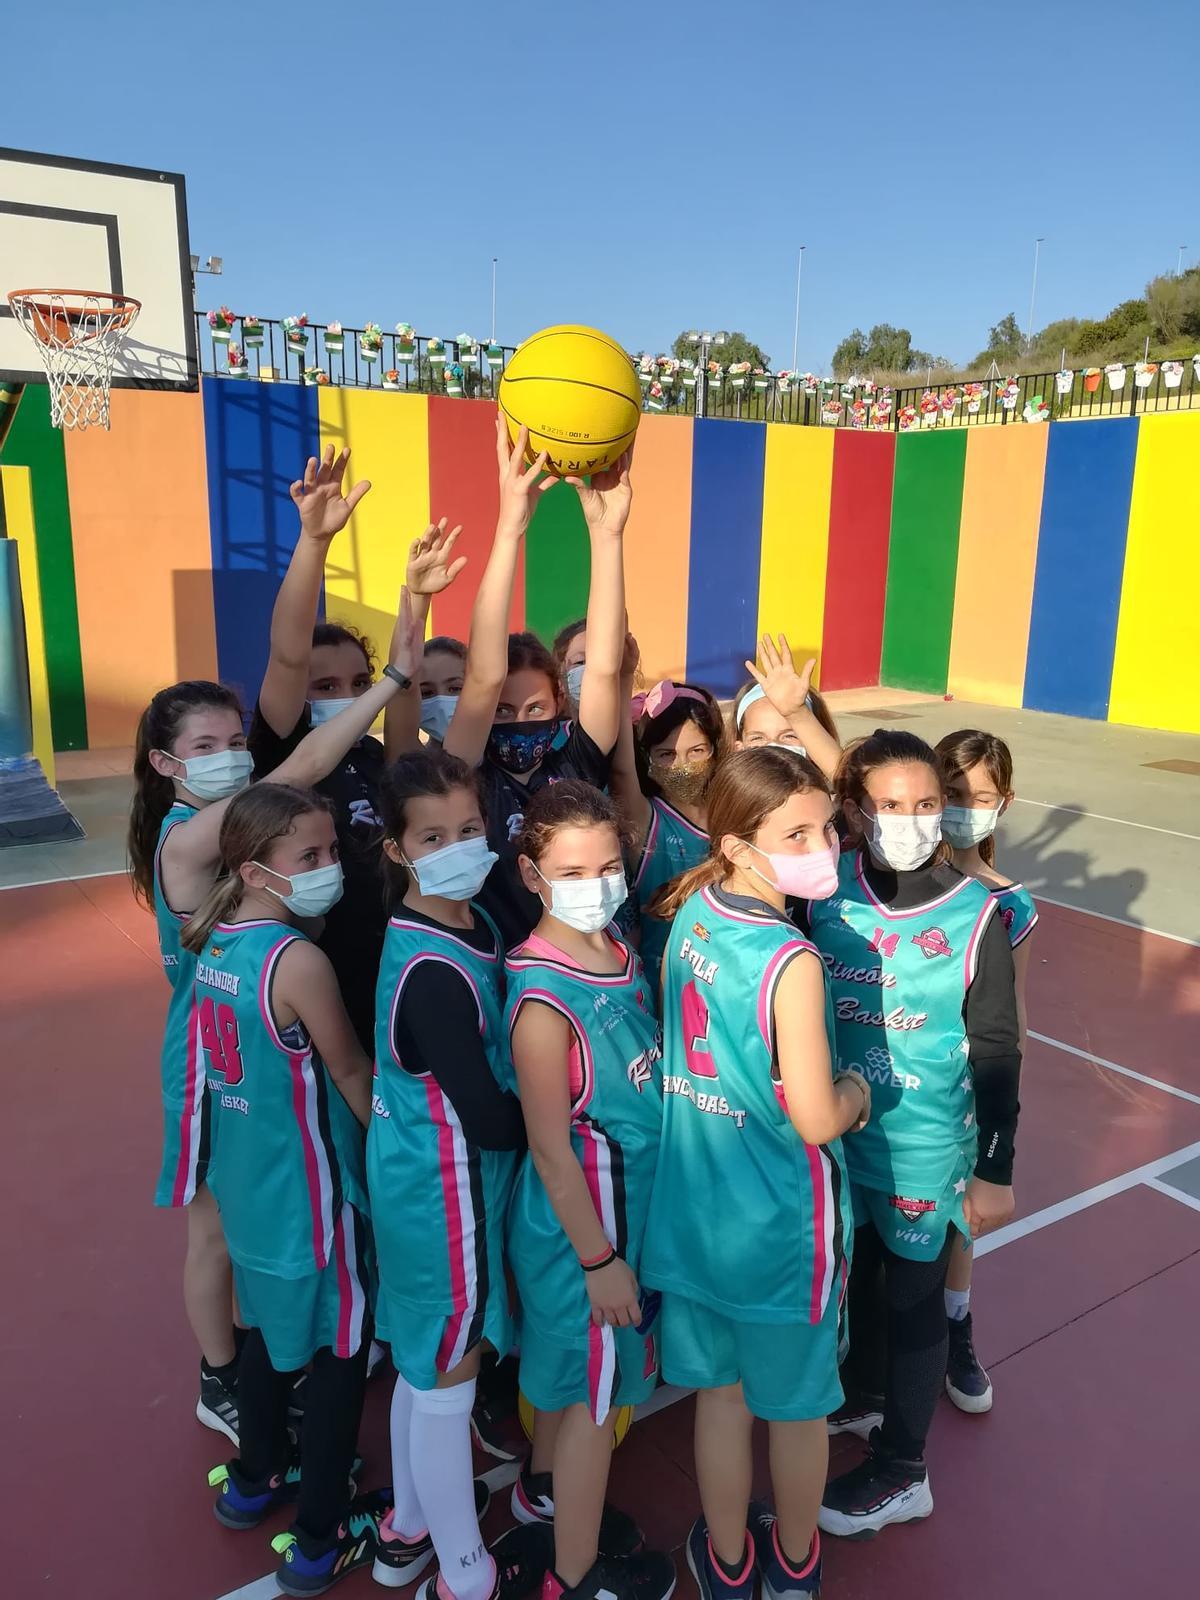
[7,288,142,340]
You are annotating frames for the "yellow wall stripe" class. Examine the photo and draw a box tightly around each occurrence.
[756,424,834,682]
[2,464,54,783]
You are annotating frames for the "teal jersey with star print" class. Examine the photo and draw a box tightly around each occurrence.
[640,885,851,1326]
[807,850,1000,1196]
[633,799,710,1000]
[993,883,1038,948]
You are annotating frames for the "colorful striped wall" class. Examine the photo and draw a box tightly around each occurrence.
[2,384,1198,748]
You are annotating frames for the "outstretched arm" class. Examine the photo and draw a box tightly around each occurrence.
[570,451,633,758]
[384,520,467,760]
[609,630,653,850]
[744,634,842,782]
[443,420,550,767]
[259,445,371,737]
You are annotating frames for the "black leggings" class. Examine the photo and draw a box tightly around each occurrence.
[238,1329,370,1542]
[843,1219,955,1461]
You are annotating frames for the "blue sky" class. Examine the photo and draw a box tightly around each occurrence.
[11,0,1199,371]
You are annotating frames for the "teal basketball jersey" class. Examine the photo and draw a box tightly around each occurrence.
[504,932,663,1347]
[368,909,517,1333]
[807,850,999,1196]
[152,802,209,1206]
[634,799,710,999]
[195,918,368,1278]
[153,801,197,993]
[641,885,850,1326]
[993,883,1038,948]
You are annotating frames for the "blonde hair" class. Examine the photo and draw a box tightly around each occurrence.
[935,729,1014,868]
[181,783,330,953]
[651,746,830,921]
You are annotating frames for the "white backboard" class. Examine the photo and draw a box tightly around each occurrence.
[0,147,197,390]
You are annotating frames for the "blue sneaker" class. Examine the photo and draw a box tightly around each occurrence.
[272,1492,387,1596]
[749,1504,821,1599]
[209,1460,299,1529]
[685,1517,756,1600]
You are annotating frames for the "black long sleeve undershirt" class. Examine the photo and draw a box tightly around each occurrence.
[391,912,526,1153]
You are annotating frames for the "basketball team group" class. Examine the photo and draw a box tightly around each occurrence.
[134,419,1030,1600]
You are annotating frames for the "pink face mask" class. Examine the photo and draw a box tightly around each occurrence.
[746,839,840,900]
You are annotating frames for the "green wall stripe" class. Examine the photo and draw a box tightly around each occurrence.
[524,480,591,646]
[0,386,88,749]
[880,429,968,694]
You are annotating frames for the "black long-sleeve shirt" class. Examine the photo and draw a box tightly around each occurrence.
[391,906,526,1153]
[796,854,1022,1185]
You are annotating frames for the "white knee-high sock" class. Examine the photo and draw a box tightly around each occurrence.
[410,1380,495,1600]
[387,1373,425,1538]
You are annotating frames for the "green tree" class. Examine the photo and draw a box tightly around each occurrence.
[831,328,868,375]
[865,324,917,371]
[980,312,1024,364]
[672,330,771,370]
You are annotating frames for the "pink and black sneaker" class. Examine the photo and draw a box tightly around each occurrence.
[685,1518,756,1600]
[749,1503,822,1599]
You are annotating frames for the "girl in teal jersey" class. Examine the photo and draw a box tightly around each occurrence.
[368,750,529,1600]
[181,783,385,1596]
[128,595,422,1443]
[809,730,1021,1541]
[505,782,674,1600]
[935,729,1038,1415]
[641,748,867,1600]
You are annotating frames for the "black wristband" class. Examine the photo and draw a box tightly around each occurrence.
[382,664,411,691]
[580,1249,617,1274]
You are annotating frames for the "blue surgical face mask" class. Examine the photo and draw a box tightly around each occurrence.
[420,694,458,743]
[160,748,253,802]
[534,864,628,934]
[308,697,357,726]
[487,719,561,776]
[565,665,585,706]
[942,804,1001,849]
[404,837,497,901]
[253,861,344,918]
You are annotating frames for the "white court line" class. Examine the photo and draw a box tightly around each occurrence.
[975,1138,1200,1257]
[0,866,125,893]
[1013,796,1200,842]
[1145,1176,1200,1217]
[1031,893,1199,949]
[1029,1030,1200,1107]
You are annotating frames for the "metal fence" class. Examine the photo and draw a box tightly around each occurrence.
[195,313,1200,429]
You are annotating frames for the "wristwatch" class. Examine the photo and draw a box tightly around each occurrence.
[382,665,411,691]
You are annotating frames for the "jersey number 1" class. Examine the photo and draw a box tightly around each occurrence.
[198,995,245,1086]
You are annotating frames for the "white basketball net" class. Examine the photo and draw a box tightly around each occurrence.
[7,291,141,430]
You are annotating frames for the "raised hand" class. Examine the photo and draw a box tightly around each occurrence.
[744,633,816,719]
[564,448,634,537]
[388,586,423,682]
[290,443,371,542]
[620,629,641,685]
[407,518,467,597]
[495,416,551,537]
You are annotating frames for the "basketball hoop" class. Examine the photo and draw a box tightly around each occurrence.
[6,289,141,430]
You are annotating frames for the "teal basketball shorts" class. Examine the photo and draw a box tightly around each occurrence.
[849,1146,973,1263]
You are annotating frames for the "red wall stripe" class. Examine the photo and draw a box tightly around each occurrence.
[426,396,522,640]
[820,430,896,689]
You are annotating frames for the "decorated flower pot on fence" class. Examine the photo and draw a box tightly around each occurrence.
[647,383,666,413]
[487,342,504,370]
[226,346,250,378]
[753,370,769,392]
[1055,369,1074,395]
[428,339,447,368]
[919,392,940,426]
[1105,363,1126,391]
[681,366,697,389]
[729,364,750,390]
[1023,395,1050,423]
[1163,360,1184,389]
[1082,368,1102,392]
[871,400,893,428]
[458,334,479,368]
[323,323,345,355]
[963,383,985,414]
[208,306,235,343]
[1193,354,1200,384]
[821,400,842,425]
[283,316,309,352]
[241,317,264,348]
[445,363,464,398]
[304,366,323,385]
[1133,361,1158,389]
[383,370,401,392]
[361,324,383,363]
[898,406,917,431]
[394,324,416,362]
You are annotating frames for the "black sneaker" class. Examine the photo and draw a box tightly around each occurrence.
[413,1522,555,1600]
[367,1340,390,1381]
[209,1458,298,1530]
[372,1479,492,1589]
[749,1503,821,1599]
[826,1394,883,1442]
[685,1516,755,1600]
[271,1490,389,1596]
[818,1431,933,1538]
[546,1552,675,1600]
[471,1357,523,1462]
[945,1314,993,1413]
[197,1360,240,1444]
[510,1462,643,1557]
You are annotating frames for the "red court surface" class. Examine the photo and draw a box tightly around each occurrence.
[4,872,1198,1600]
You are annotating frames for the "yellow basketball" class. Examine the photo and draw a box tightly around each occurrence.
[518,1388,633,1451]
[498,324,641,476]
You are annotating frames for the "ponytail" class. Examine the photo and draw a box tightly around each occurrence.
[648,857,722,923]
[181,873,244,954]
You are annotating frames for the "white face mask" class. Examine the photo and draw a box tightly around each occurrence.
[941,804,1001,849]
[308,697,358,726]
[534,865,628,934]
[160,748,254,802]
[565,665,585,706]
[252,861,344,918]
[862,809,943,872]
[419,694,458,742]
[405,837,497,901]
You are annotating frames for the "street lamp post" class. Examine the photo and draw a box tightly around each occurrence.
[791,246,806,374]
[1026,237,1044,351]
[1178,244,1188,277]
[685,329,728,418]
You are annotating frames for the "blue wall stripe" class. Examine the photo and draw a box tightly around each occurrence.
[685,419,766,697]
[1023,417,1138,719]
[203,380,321,704]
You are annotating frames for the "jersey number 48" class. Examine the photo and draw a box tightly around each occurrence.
[197,995,245,1086]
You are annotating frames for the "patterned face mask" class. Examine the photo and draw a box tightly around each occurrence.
[657,759,713,808]
[486,719,561,775]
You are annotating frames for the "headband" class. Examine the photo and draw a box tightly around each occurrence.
[735,683,815,729]
[629,680,708,723]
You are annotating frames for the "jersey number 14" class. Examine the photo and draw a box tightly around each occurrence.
[198,995,245,1086]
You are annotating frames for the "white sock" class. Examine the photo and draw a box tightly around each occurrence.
[386,1373,425,1539]
[945,1287,971,1322]
[410,1380,495,1600]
